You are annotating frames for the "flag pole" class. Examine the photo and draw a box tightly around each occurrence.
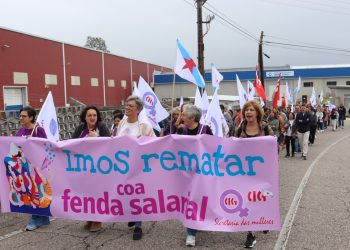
[170,72,176,134]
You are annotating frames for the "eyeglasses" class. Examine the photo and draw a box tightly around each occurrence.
[126,104,136,108]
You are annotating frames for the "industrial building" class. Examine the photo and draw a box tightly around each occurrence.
[0,26,170,112]
[154,65,350,110]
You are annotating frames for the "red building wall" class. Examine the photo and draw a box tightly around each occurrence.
[0,27,171,110]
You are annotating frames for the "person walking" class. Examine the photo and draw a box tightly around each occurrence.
[116,95,155,240]
[234,100,273,248]
[295,104,311,160]
[16,106,51,231]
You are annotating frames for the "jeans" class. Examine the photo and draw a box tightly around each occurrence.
[187,228,198,236]
[297,131,310,156]
[27,215,50,229]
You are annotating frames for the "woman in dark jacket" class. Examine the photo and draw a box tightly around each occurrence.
[72,106,110,232]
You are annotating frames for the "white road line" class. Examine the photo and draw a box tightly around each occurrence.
[0,218,56,241]
[0,229,24,241]
[274,135,350,250]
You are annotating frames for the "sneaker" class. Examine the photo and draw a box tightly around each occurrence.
[285,154,290,158]
[89,222,102,232]
[25,215,50,231]
[128,222,135,228]
[26,223,40,231]
[186,235,196,247]
[303,156,307,160]
[244,233,256,248]
[133,227,143,240]
[84,221,92,230]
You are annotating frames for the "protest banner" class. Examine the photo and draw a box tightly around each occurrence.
[0,135,280,232]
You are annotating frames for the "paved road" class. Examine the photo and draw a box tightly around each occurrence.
[0,121,349,250]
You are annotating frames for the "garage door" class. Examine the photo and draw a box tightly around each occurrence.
[4,87,26,111]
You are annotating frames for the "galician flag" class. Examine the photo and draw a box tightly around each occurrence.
[285,80,293,104]
[247,80,255,100]
[294,76,301,94]
[174,39,205,88]
[310,86,317,107]
[138,76,169,131]
[236,74,249,109]
[211,63,223,90]
[36,91,59,141]
[320,90,324,103]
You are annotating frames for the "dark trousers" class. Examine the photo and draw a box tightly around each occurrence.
[284,136,295,156]
[309,125,317,144]
[317,121,323,130]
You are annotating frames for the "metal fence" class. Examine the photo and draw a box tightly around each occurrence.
[0,105,117,140]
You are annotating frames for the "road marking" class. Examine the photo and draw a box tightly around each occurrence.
[274,135,350,250]
[0,229,25,241]
[0,218,56,241]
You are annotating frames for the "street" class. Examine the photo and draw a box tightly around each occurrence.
[0,121,349,250]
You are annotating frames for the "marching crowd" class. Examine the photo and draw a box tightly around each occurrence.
[4,95,348,248]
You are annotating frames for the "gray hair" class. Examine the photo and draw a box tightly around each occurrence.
[126,95,144,111]
[183,104,202,122]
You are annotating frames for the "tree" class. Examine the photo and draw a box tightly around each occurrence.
[85,36,110,53]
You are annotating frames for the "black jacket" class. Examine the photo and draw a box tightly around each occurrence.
[72,122,110,138]
[295,112,311,133]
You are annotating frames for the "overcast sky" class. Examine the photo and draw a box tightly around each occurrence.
[1,0,350,70]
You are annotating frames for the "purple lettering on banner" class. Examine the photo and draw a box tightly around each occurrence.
[0,135,281,232]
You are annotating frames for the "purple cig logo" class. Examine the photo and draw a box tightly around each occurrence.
[143,92,157,116]
[220,189,249,217]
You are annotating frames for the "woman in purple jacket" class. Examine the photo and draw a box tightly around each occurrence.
[16,106,50,231]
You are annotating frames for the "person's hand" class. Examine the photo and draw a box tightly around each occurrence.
[88,130,99,137]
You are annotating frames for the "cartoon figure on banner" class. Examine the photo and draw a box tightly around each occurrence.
[3,143,53,216]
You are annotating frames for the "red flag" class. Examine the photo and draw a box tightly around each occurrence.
[281,94,286,108]
[272,75,281,108]
[253,66,267,102]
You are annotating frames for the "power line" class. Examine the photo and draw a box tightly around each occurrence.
[202,4,259,42]
[265,43,350,58]
[258,0,350,16]
[264,40,350,53]
[181,0,259,43]
[204,2,258,42]
[265,35,350,52]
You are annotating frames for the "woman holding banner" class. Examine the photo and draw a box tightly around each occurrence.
[116,95,155,240]
[16,106,51,231]
[72,106,110,232]
[234,100,273,248]
[176,104,212,247]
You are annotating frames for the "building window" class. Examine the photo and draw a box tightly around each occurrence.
[45,74,57,85]
[346,81,350,86]
[71,76,80,86]
[121,80,127,89]
[91,78,99,87]
[327,81,337,86]
[303,82,313,87]
[13,72,28,84]
[108,79,115,87]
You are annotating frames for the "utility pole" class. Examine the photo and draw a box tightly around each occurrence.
[258,31,265,87]
[196,0,205,77]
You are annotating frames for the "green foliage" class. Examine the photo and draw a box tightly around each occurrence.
[85,36,110,53]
